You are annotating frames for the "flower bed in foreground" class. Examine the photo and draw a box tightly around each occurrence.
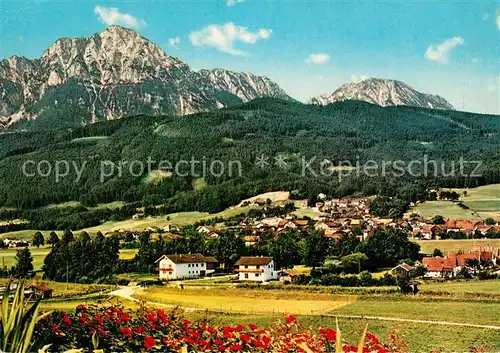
[35,303,397,352]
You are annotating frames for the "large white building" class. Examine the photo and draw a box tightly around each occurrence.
[235,256,279,282]
[156,254,218,280]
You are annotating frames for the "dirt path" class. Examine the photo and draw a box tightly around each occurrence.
[110,286,500,330]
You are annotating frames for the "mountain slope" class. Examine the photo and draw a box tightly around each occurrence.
[0,99,498,212]
[0,26,293,130]
[310,78,454,110]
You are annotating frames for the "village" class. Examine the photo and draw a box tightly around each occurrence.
[135,196,500,283]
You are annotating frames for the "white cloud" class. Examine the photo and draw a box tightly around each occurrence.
[351,73,369,83]
[168,36,180,48]
[94,6,145,29]
[226,0,246,6]
[425,36,464,63]
[189,22,272,56]
[305,53,330,65]
[497,10,500,30]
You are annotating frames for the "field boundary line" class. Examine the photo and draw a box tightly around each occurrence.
[320,314,500,330]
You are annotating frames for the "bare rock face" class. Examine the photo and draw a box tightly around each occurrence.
[0,26,293,130]
[310,78,454,110]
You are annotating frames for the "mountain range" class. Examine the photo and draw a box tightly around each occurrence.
[0,26,292,130]
[1,26,455,131]
[309,78,455,110]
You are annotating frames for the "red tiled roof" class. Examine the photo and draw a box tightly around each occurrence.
[445,220,474,231]
[422,257,456,272]
[235,256,273,266]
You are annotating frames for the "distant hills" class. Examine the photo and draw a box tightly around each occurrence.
[0,99,498,213]
[310,78,455,110]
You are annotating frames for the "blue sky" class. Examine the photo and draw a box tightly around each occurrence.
[1,0,499,114]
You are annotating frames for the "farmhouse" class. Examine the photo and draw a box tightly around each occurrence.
[235,256,279,282]
[391,263,416,277]
[422,257,457,278]
[156,254,218,280]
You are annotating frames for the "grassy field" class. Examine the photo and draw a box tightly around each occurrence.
[131,285,500,351]
[416,238,500,253]
[236,191,290,207]
[199,313,500,352]
[134,287,356,315]
[1,205,260,240]
[420,279,500,294]
[292,208,326,219]
[332,298,500,326]
[0,246,51,270]
[0,247,138,270]
[410,184,500,220]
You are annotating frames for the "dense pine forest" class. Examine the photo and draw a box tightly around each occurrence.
[0,99,498,229]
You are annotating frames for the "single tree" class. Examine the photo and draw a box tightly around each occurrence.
[432,215,445,225]
[302,230,330,269]
[31,231,45,248]
[12,247,34,279]
[47,231,60,246]
[62,229,74,244]
[432,248,444,257]
[484,218,496,226]
[269,230,301,269]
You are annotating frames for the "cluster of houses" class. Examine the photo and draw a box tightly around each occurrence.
[392,248,499,279]
[157,247,499,283]
[410,219,500,240]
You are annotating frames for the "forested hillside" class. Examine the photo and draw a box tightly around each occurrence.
[0,99,498,228]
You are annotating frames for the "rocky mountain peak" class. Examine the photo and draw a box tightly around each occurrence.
[310,77,454,110]
[0,27,293,130]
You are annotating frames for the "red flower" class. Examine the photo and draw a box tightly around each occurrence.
[62,314,72,325]
[120,327,132,338]
[324,328,336,341]
[144,336,156,350]
[147,312,158,323]
[235,324,245,332]
[285,315,297,324]
[120,313,131,322]
[240,333,251,343]
[229,344,243,351]
[214,339,223,346]
[248,323,258,330]
[366,332,380,344]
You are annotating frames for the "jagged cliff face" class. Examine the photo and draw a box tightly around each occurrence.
[0,26,293,130]
[310,78,455,110]
[198,68,291,103]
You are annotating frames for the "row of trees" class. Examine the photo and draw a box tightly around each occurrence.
[132,227,420,275]
[42,230,120,283]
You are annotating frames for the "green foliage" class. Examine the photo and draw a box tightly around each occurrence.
[432,248,444,257]
[42,234,120,282]
[11,248,33,279]
[0,280,50,353]
[432,215,445,225]
[269,230,301,269]
[0,100,498,231]
[302,230,331,269]
[356,228,420,269]
[31,232,44,248]
[369,196,409,219]
[47,232,59,246]
[485,218,496,225]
